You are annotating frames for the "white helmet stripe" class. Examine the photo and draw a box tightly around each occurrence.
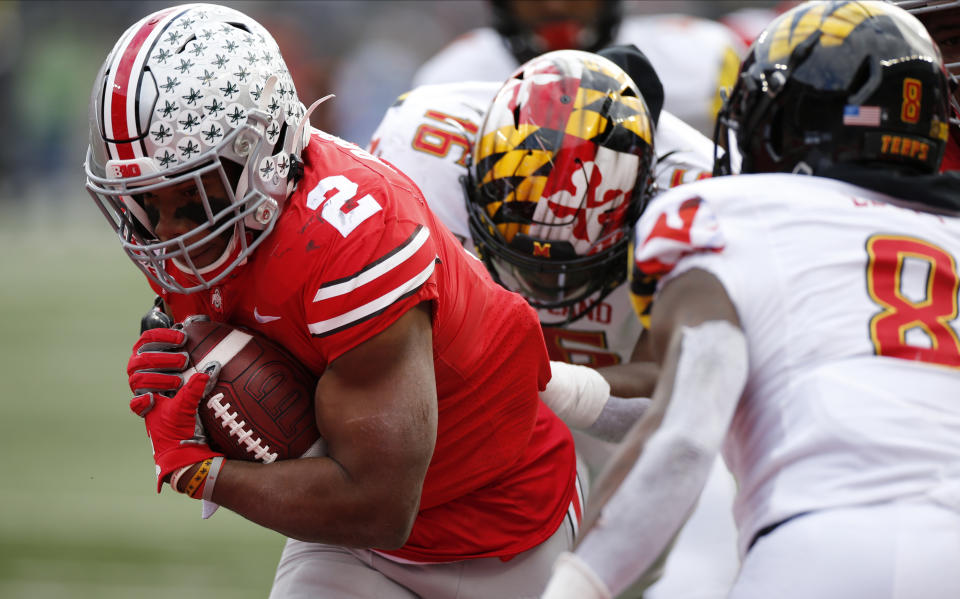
[103,7,180,161]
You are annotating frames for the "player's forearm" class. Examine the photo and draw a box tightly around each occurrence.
[571,321,749,595]
[210,457,420,549]
[576,432,717,595]
[596,360,658,399]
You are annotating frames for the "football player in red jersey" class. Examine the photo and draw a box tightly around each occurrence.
[899,0,960,170]
[85,4,581,598]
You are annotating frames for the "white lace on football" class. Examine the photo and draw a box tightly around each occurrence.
[206,393,278,463]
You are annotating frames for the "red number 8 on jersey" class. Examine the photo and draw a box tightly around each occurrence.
[866,234,960,368]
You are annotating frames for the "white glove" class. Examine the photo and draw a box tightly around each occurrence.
[541,552,612,599]
[540,362,611,429]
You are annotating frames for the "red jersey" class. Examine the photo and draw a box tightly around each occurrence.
[151,131,577,562]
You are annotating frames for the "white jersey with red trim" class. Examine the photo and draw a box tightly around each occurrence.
[154,131,578,563]
[412,15,745,136]
[632,173,960,556]
[368,81,714,363]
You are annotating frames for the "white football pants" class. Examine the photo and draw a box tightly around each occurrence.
[269,458,587,599]
[730,498,960,599]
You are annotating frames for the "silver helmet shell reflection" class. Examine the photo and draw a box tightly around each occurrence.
[85,3,308,294]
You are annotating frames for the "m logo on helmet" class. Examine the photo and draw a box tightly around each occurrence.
[533,241,552,257]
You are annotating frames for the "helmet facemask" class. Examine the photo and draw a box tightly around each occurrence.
[87,103,287,293]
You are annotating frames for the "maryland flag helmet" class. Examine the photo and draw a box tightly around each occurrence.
[466,49,655,323]
[714,0,951,176]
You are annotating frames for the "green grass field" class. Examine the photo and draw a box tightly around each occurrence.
[0,200,285,598]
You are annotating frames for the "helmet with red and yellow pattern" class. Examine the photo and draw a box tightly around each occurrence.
[465,49,655,323]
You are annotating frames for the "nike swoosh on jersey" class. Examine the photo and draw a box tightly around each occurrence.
[253,307,282,323]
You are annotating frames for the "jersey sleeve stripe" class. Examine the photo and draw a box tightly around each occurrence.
[307,259,436,337]
[313,225,431,302]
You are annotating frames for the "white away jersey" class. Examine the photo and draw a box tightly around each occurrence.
[368,80,715,362]
[412,15,745,136]
[633,173,960,556]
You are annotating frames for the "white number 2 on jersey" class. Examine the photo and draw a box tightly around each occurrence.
[306,174,383,238]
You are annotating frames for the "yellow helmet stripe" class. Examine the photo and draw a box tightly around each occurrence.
[768,2,902,62]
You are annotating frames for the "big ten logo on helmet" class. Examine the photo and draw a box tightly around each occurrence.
[106,157,157,179]
[546,300,613,324]
[109,163,141,178]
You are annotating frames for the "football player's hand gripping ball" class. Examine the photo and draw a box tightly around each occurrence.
[127,325,189,404]
[127,319,223,492]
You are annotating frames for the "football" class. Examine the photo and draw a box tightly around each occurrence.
[177,316,324,463]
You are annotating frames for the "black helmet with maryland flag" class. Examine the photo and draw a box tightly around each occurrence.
[465,49,655,324]
[714,0,951,177]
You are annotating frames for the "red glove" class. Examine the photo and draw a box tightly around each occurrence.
[131,363,224,493]
[127,326,189,405]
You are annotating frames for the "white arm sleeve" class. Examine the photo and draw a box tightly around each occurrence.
[573,320,748,597]
[540,361,612,429]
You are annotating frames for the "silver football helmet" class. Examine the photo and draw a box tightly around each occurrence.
[85,3,309,294]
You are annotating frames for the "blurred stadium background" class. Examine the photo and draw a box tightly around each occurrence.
[0,1,777,597]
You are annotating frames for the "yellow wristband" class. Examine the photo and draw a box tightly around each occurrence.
[183,458,213,497]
